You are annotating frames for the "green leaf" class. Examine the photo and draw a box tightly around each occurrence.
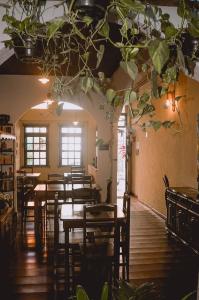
[120,60,138,81]
[93,81,101,94]
[151,69,159,98]
[160,86,168,96]
[162,66,178,83]
[124,90,137,104]
[113,95,121,107]
[152,120,162,131]
[80,77,94,94]
[164,24,178,39]
[82,15,93,26]
[188,18,199,37]
[162,120,175,128]
[106,89,117,103]
[76,285,90,300]
[142,64,148,72]
[47,18,65,41]
[140,92,150,103]
[120,0,145,13]
[177,47,185,69]
[181,291,196,300]
[73,23,86,40]
[99,21,110,38]
[148,39,170,74]
[96,44,105,69]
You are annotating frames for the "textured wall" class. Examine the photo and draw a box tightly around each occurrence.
[131,74,199,215]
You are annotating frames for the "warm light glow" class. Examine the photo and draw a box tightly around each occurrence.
[43,99,54,105]
[164,99,171,109]
[38,77,50,84]
[164,90,176,112]
[73,121,79,126]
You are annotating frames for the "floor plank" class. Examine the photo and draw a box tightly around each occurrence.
[0,198,198,300]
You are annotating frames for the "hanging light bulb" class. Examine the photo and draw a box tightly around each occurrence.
[38,77,50,84]
[73,121,79,126]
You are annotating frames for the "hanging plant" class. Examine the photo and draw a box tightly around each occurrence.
[1,0,199,130]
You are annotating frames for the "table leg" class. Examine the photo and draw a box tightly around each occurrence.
[65,227,70,297]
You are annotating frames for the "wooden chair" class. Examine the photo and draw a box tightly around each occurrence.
[45,179,66,231]
[20,183,45,232]
[78,203,119,298]
[71,166,85,174]
[72,175,92,188]
[53,194,83,295]
[48,173,64,180]
[119,192,130,281]
[72,187,96,205]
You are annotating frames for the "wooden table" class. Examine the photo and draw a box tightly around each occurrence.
[60,203,125,296]
[33,183,101,235]
[16,172,41,178]
[34,183,99,193]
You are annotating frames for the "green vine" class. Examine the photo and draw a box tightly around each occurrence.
[1,0,199,130]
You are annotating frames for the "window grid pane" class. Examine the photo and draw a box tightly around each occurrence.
[60,126,82,166]
[24,126,48,167]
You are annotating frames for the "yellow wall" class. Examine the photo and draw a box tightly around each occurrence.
[131,74,199,215]
[17,104,96,180]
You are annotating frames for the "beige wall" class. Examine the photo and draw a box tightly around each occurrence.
[0,75,114,199]
[17,105,96,180]
[131,74,199,215]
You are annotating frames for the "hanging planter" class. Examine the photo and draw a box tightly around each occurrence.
[12,35,44,63]
[73,0,109,19]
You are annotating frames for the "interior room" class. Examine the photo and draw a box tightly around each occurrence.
[0,1,198,300]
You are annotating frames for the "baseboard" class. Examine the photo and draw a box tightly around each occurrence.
[137,198,166,220]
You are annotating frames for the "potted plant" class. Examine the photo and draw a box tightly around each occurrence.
[1,0,199,130]
[2,0,47,62]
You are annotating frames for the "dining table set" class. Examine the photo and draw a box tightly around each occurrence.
[17,168,130,297]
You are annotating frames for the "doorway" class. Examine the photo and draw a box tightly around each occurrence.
[117,113,127,198]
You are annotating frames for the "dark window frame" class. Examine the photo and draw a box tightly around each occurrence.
[24,125,49,167]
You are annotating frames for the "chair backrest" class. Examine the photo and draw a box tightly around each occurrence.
[163,175,170,188]
[71,165,85,174]
[46,179,66,200]
[48,173,64,180]
[72,187,95,204]
[106,180,112,203]
[72,175,92,188]
[83,203,119,257]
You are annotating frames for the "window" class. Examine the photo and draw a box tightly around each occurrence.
[60,126,82,166]
[24,126,48,166]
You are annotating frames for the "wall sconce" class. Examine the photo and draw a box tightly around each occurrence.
[164,90,176,112]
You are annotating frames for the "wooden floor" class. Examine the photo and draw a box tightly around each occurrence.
[0,198,198,300]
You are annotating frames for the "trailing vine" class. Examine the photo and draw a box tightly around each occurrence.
[1,0,199,130]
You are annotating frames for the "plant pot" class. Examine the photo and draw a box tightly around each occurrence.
[74,0,109,19]
[13,35,44,63]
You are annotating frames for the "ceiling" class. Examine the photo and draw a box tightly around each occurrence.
[0,0,183,76]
